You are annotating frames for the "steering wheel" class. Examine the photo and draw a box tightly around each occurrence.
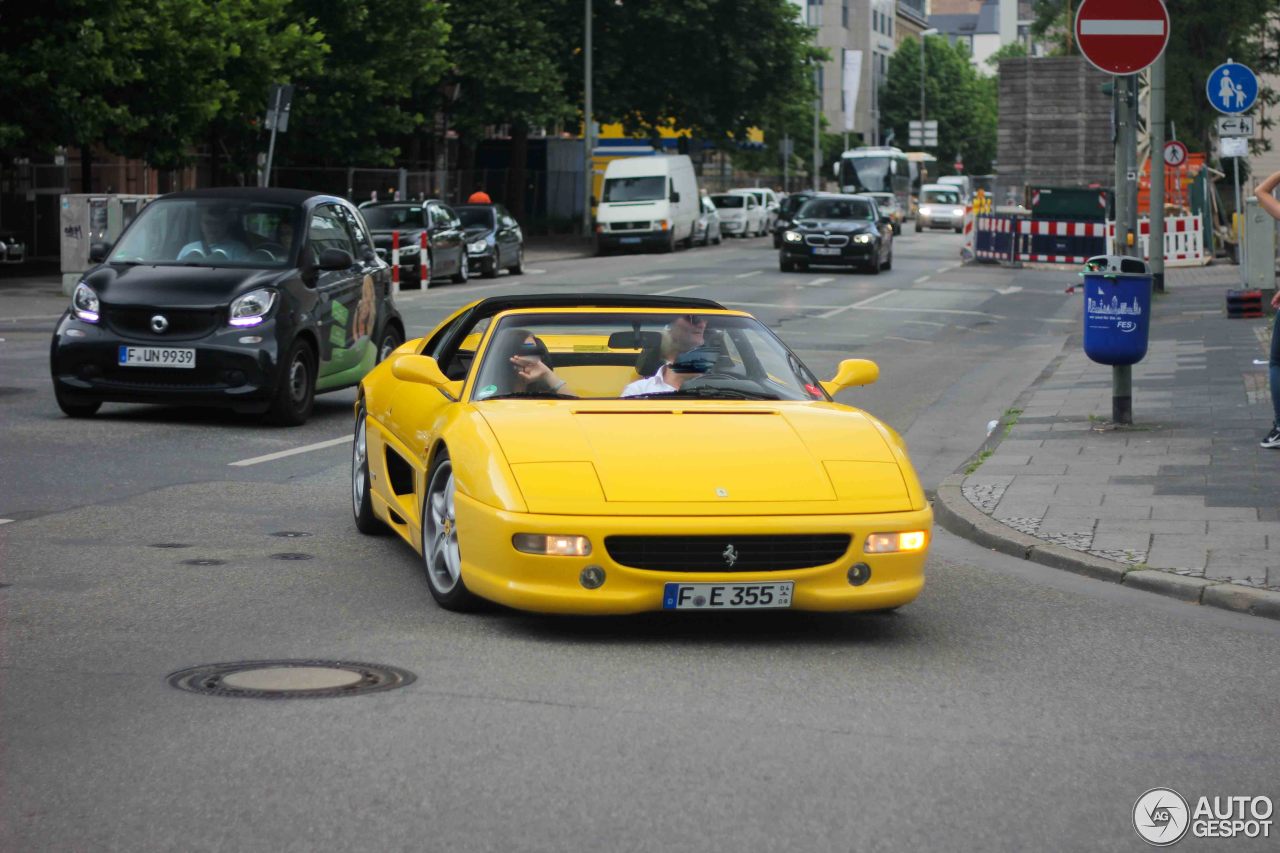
[178,248,205,261]
[256,242,286,256]
[248,248,277,263]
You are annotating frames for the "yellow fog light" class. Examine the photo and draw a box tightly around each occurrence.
[512,534,592,556]
[864,531,928,553]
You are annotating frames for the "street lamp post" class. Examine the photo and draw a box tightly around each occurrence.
[582,0,593,239]
[919,27,937,164]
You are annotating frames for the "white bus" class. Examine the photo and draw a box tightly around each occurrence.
[834,146,911,215]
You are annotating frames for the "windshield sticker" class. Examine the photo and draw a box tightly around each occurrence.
[476,384,498,399]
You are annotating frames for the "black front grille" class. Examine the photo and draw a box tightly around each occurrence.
[605,534,851,572]
[103,306,221,340]
[804,234,851,247]
[610,221,650,231]
[98,367,228,391]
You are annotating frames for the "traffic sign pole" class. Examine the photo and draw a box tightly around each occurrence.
[1150,47,1166,294]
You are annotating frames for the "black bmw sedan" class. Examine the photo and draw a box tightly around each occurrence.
[777,194,893,274]
[454,203,525,278]
[50,188,404,425]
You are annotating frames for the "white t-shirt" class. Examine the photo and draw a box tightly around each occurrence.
[621,364,677,397]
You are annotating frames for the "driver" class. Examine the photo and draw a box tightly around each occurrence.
[621,314,713,396]
[178,205,249,261]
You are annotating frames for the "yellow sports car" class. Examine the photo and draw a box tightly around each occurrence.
[352,294,931,614]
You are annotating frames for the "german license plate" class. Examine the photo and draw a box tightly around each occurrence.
[663,581,793,610]
[117,346,195,368]
[620,236,642,244]
[813,247,841,256]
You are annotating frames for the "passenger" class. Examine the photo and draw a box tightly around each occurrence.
[504,328,573,396]
[621,314,713,396]
[178,205,249,261]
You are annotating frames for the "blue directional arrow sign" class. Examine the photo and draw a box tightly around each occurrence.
[1206,61,1258,115]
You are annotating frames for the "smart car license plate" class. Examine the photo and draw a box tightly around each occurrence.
[813,247,841,256]
[663,581,793,610]
[117,346,196,368]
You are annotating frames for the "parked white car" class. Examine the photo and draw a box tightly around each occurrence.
[710,192,766,238]
[729,187,780,232]
[915,184,967,233]
[693,195,723,246]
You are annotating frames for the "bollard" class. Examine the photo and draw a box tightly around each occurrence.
[420,230,430,287]
[391,229,400,296]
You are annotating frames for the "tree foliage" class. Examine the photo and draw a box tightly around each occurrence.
[880,36,998,174]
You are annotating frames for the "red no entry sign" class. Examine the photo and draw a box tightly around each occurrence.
[1075,0,1170,75]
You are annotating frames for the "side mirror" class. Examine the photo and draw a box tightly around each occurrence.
[318,248,353,270]
[669,191,681,203]
[820,358,879,396]
[878,215,892,226]
[391,354,465,398]
[89,241,112,263]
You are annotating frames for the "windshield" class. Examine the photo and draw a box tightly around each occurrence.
[108,199,301,268]
[470,311,827,402]
[796,198,874,220]
[779,193,815,216]
[361,206,423,229]
[603,176,666,202]
[843,156,892,192]
[456,207,495,229]
[922,190,961,205]
[710,195,744,209]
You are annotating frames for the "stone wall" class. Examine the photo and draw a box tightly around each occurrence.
[997,56,1114,187]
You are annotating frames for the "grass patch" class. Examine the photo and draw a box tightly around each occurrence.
[1002,408,1023,437]
[964,449,993,475]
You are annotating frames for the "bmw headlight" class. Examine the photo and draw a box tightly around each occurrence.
[854,234,873,244]
[468,239,489,254]
[784,230,803,243]
[229,288,277,327]
[71,281,99,323]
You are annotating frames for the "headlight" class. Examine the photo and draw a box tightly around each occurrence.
[468,239,489,253]
[853,234,873,244]
[512,534,592,556]
[71,281,99,323]
[784,230,803,243]
[656,220,670,231]
[398,243,419,256]
[918,206,933,216]
[864,531,928,553]
[229,288,277,327]
[953,207,967,217]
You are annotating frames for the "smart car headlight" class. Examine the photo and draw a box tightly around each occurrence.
[864,531,928,553]
[71,281,99,323]
[229,288,277,327]
[512,534,592,556]
[784,230,803,243]
[854,234,873,244]
[468,239,489,253]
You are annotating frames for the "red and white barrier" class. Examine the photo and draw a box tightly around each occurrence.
[1017,219,1107,264]
[419,231,430,286]
[959,202,976,261]
[1105,215,1207,266]
[391,229,400,295]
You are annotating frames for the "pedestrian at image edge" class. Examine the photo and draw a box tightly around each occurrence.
[1250,170,1280,448]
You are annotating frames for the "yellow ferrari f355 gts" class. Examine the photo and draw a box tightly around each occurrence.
[352,294,931,614]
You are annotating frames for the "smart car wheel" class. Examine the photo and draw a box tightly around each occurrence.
[267,339,315,426]
[352,406,385,535]
[377,324,403,363]
[54,385,101,418]
[422,449,480,611]
[451,253,469,284]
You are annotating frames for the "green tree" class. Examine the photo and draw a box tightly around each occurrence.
[284,0,450,166]
[880,36,998,174]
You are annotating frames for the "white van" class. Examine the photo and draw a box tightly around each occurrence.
[596,154,699,253]
[936,175,972,202]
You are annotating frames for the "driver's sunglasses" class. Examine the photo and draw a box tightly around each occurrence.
[681,314,706,326]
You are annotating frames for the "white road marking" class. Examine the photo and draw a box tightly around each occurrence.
[0,518,13,525]
[886,336,933,345]
[228,436,351,467]
[912,275,931,284]
[655,284,701,295]
[0,314,63,323]
[618,274,673,287]
[723,299,1003,320]
[906,320,947,327]
[734,270,763,279]
[806,277,834,287]
[994,286,1022,295]
[815,289,899,320]
[525,268,547,275]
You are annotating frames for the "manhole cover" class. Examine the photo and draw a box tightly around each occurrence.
[270,552,313,561]
[271,531,312,538]
[150,543,191,549]
[167,660,415,699]
[181,558,226,566]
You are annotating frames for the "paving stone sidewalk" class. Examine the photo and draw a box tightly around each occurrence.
[935,263,1280,619]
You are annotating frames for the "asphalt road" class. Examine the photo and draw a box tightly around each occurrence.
[2,231,1277,851]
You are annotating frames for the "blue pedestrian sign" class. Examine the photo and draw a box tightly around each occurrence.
[1206,62,1258,115]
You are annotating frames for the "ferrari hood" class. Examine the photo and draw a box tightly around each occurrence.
[478,402,913,515]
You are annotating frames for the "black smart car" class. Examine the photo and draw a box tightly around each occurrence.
[453,203,525,278]
[50,188,404,425]
[777,193,894,274]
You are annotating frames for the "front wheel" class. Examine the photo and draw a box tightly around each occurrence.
[54,385,101,418]
[267,339,315,426]
[914,222,922,233]
[509,246,524,274]
[451,252,469,284]
[481,258,499,279]
[377,324,403,364]
[421,449,481,611]
[780,256,795,272]
[883,250,893,271]
[352,407,385,535]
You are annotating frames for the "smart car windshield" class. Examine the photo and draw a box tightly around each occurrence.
[108,199,301,268]
[470,312,828,402]
[796,198,874,220]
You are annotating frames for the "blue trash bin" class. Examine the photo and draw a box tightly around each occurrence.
[1081,254,1152,366]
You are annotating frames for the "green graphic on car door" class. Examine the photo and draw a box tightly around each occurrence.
[317,273,378,391]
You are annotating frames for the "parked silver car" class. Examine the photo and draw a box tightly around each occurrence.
[693,195,723,246]
[0,231,26,264]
